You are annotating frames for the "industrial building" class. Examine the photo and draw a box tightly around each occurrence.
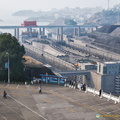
[21,21,37,27]
[88,61,120,95]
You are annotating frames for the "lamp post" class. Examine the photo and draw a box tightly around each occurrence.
[6,52,10,83]
[74,63,78,88]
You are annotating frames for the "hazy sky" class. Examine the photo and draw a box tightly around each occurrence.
[0,0,120,14]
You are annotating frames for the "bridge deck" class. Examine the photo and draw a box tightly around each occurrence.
[58,70,90,76]
[0,25,97,29]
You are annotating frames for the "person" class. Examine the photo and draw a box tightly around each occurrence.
[69,80,72,86]
[83,84,86,91]
[99,89,102,97]
[81,83,83,90]
[3,90,7,98]
[38,86,42,93]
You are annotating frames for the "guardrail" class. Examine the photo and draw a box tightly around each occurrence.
[85,86,120,104]
[64,83,120,104]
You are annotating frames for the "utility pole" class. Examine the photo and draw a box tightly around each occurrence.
[6,52,10,83]
[108,0,110,10]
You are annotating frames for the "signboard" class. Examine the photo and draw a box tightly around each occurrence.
[40,74,67,84]
[5,62,8,68]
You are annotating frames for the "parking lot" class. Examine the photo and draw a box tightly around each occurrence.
[0,83,120,120]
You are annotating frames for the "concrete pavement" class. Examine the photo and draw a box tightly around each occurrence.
[0,83,120,120]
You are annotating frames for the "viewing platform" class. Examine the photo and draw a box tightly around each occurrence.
[0,83,120,120]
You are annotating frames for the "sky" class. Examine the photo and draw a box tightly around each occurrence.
[0,0,120,14]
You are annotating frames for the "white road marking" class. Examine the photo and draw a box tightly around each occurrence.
[16,84,19,89]
[0,114,7,120]
[41,107,46,109]
[98,105,116,110]
[6,84,9,88]
[0,101,24,119]
[8,95,47,120]
[107,109,120,114]
[82,100,98,105]
[90,101,109,107]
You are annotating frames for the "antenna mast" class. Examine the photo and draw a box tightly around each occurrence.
[108,0,110,10]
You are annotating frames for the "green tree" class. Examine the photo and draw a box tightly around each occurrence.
[0,33,25,82]
[64,19,77,25]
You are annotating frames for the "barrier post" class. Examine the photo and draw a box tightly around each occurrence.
[100,90,103,99]
[93,88,96,96]
[64,79,67,87]
[85,85,87,93]
[118,96,120,103]
[114,99,117,104]
[107,93,111,101]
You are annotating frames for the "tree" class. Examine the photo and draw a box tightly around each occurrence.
[64,19,77,25]
[0,33,25,82]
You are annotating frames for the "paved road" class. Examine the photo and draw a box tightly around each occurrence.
[0,84,120,120]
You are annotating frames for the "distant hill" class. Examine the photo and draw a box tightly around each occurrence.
[12,7,102,24]
[86,4,120,25]
[12,10,36,16]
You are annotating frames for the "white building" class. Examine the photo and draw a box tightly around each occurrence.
[89,61,120,95]
[97,61,120,75]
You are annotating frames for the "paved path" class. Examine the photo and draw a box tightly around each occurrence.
[0,84,120,120]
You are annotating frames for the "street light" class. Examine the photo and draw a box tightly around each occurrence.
[6,52,10,83]
[74,63,78,88]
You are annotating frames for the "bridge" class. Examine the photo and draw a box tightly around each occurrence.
[58,70,90,76]
[0,25,97,41]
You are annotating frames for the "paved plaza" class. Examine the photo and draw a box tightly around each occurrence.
[0,83,120,120]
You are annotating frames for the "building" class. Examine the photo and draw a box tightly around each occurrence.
[88,61,120,95]
[78,62,97,70]
[21,21,37,27]
[22,31,38,38]
[38,35,47,39]
[97,61,120,75]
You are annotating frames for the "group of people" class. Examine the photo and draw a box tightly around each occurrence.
[68,80,86,91]
[33,77,42,93]
[69,80,77,88]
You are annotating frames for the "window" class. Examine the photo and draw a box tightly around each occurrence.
[103,66,107,74]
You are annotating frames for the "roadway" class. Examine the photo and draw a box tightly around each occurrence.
[0,83,120,120]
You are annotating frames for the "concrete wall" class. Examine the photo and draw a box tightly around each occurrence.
[89,71,116,94]
[89,71,102,90]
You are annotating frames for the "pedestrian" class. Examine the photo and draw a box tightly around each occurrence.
[81,83,83,90]
[99,89,102,97]
[38,86,42,93]
[83,84,86,91]
[3,90,7,98]
[69,80,71,86]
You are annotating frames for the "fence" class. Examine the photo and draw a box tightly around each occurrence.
[64,83,120,104]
